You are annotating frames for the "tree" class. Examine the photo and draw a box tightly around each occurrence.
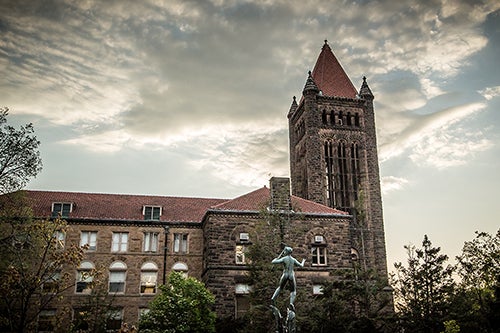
[68,265,119,333]
[0,107,42,194]
[240,203,300,333]
[391,235,455,333]
[300,267,395,333]
[138,271,216,333]
[457,230,499,296]
[0,191,85,332]
[450,230,500,332]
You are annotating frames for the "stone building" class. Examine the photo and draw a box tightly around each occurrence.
[19,40,389,330]
[288,40,388,277]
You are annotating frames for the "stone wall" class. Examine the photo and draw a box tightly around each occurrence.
[56,221,204,328]
[203,210,353,319]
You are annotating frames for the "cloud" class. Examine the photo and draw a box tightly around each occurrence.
[478,86,500,100]
[382,176,409,195]
[409,128,493,169]
[1,0,498,186]
[2,0,497,129]
[379,102,489,164]
[61,120,289,187]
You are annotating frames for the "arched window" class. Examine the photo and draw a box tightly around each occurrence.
[109,261,126,293]
[351,248,360,261]
[324,141,335,207]
[172,262,188,276]
[350,143,361,201]
[140,262,158,294]
[76,261,94,294]
[337,141,349,211]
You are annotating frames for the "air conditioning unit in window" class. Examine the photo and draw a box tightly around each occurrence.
[239,233,249,241]
[315,235,324,243]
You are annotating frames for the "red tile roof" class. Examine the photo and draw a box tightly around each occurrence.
[24,186,347,224]
[211,186,348,215]
[26,191,226,223]
[311,41,358,99]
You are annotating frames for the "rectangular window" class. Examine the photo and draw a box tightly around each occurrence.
[54,231,65,249]
[143,206,161,220]
[173,233,188,254]
[109,271,126,293]
[235,296,250,319]
[143,232,159,252]
[111,232,128,252]
[106,309,123,331]
[139,308,150,319]
[312,247,327,266]
[72,309,90,331]
[235,245,247,264]
[235,282,252,319]
[76,271,93,294]
[42,271,61,293]
[38,309,56,332]
[51,202,72,218]
[80,231,97,251]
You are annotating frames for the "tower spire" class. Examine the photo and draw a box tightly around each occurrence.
[359,76,374,100]
[311,41,358,98]
[303,70,320,94]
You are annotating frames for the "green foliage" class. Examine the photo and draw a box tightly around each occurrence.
[441,320,460,333]
[138,271,216,333]
[391,235,455,333]
[240,207,296,333]
[457,230,499,294]
[300,267,395,333]
[0,191,85,332]
[449,229,500,332]
[0,107,42,194]
[68,265,118,333]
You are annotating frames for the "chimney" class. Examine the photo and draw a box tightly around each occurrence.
[269,177,291,211]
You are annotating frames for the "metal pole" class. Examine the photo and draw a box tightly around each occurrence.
[162,225,169,284]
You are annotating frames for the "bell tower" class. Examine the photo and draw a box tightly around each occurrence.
[288,40,387,276]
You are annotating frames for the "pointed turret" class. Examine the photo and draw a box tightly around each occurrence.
[359,76,374,100]
[311,40,358,98]
[302,71,319,94]
[287,96,298,117]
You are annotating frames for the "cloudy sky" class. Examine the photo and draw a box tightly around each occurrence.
[1,0,499,268]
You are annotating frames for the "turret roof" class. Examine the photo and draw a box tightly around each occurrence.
[311,40,358,99]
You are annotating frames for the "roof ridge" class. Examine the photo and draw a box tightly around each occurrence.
[25,189,227,201]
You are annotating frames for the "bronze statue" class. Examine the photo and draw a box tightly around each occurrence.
[270,246,304,332]
[271,246,305,305]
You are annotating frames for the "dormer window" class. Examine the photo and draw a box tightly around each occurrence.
[51,202,72,218]
[143,206,162,220]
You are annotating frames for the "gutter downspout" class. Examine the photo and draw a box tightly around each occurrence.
[162,225,169,284]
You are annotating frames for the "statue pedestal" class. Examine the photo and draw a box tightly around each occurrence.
[270,304,296,333]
